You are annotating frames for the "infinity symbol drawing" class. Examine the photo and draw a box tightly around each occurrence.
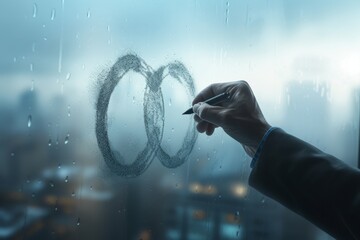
[95,54,198,177]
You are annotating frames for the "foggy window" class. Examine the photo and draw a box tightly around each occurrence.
[0,0,359,239]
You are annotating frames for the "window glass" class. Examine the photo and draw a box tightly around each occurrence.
[1,0,359,239]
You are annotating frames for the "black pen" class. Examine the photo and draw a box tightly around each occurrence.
[182,92,231,115]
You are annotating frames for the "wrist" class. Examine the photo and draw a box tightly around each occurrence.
[243,122,271,157]
[248,122,271,151]
[250,126,278,168]
[256,123,271,147]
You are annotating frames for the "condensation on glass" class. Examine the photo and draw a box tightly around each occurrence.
[0,0,359,239]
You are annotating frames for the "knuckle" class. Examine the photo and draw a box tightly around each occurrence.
[239,80,249,86]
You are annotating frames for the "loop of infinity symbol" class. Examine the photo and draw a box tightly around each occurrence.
[95,54,198,177]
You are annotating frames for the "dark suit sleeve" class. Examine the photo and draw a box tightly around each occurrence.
[249,128,360,240]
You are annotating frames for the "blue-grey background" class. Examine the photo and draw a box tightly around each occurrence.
[0,0,359,239]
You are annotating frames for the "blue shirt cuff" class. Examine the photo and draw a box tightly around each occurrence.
[250,127,278,168]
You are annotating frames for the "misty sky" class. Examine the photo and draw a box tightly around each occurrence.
[0,0,359,170]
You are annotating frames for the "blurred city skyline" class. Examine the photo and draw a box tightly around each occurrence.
[0,0,359,239]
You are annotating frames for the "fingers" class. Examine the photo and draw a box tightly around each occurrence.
[196,121,208,133]
[193,102,225,127]
[194,114,218,135]
[206,125,215,135]
[195,119,216,136]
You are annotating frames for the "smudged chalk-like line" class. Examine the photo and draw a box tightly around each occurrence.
[95,54,198,177]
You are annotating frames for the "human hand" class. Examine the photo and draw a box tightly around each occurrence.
[192,81,271,157]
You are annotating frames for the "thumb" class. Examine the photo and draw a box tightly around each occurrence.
[193,102,224,126]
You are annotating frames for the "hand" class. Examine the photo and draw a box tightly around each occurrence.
[192,81,271,157]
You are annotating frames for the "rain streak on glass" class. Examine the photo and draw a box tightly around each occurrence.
[225,1,230,24]
[51,9,56,20]
[64,134,69,144]
[31,80,34,91]
[27,115,32,128]
[32,3,37,18]
[65,176,69,183]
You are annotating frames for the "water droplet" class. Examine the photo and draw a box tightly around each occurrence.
[225,1,230,24]
[132,96,136,103]
[172,172,175,176]
[48,139,52,147]
[171,127,174,132]
[71,191,75,197]
[76,217,80,226]
[13,57,17,63]
[261,198,266,204]
[218,195,222,199]
[90,186,93,191]
[11,152,15,157]
[87,10,91,18]
[27,115,32,128]
[65,176,68,183]
[168,98,172,106]
[66,72,71,80]
[50,181,54,187]
[72,160,76,165]
[107,25,110,32]
[54,207,58,211]
[51,9,56,20]
[30,63,33,72]
[287,94,291,106]
[32,3,37,18]
[58,163,61,169]
[30,79,34,91]
[67,105,71,117]
[64,134,69,144]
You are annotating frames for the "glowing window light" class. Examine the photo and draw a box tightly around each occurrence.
[231,184,247,198]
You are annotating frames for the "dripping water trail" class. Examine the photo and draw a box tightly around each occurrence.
[58,0,65,73]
